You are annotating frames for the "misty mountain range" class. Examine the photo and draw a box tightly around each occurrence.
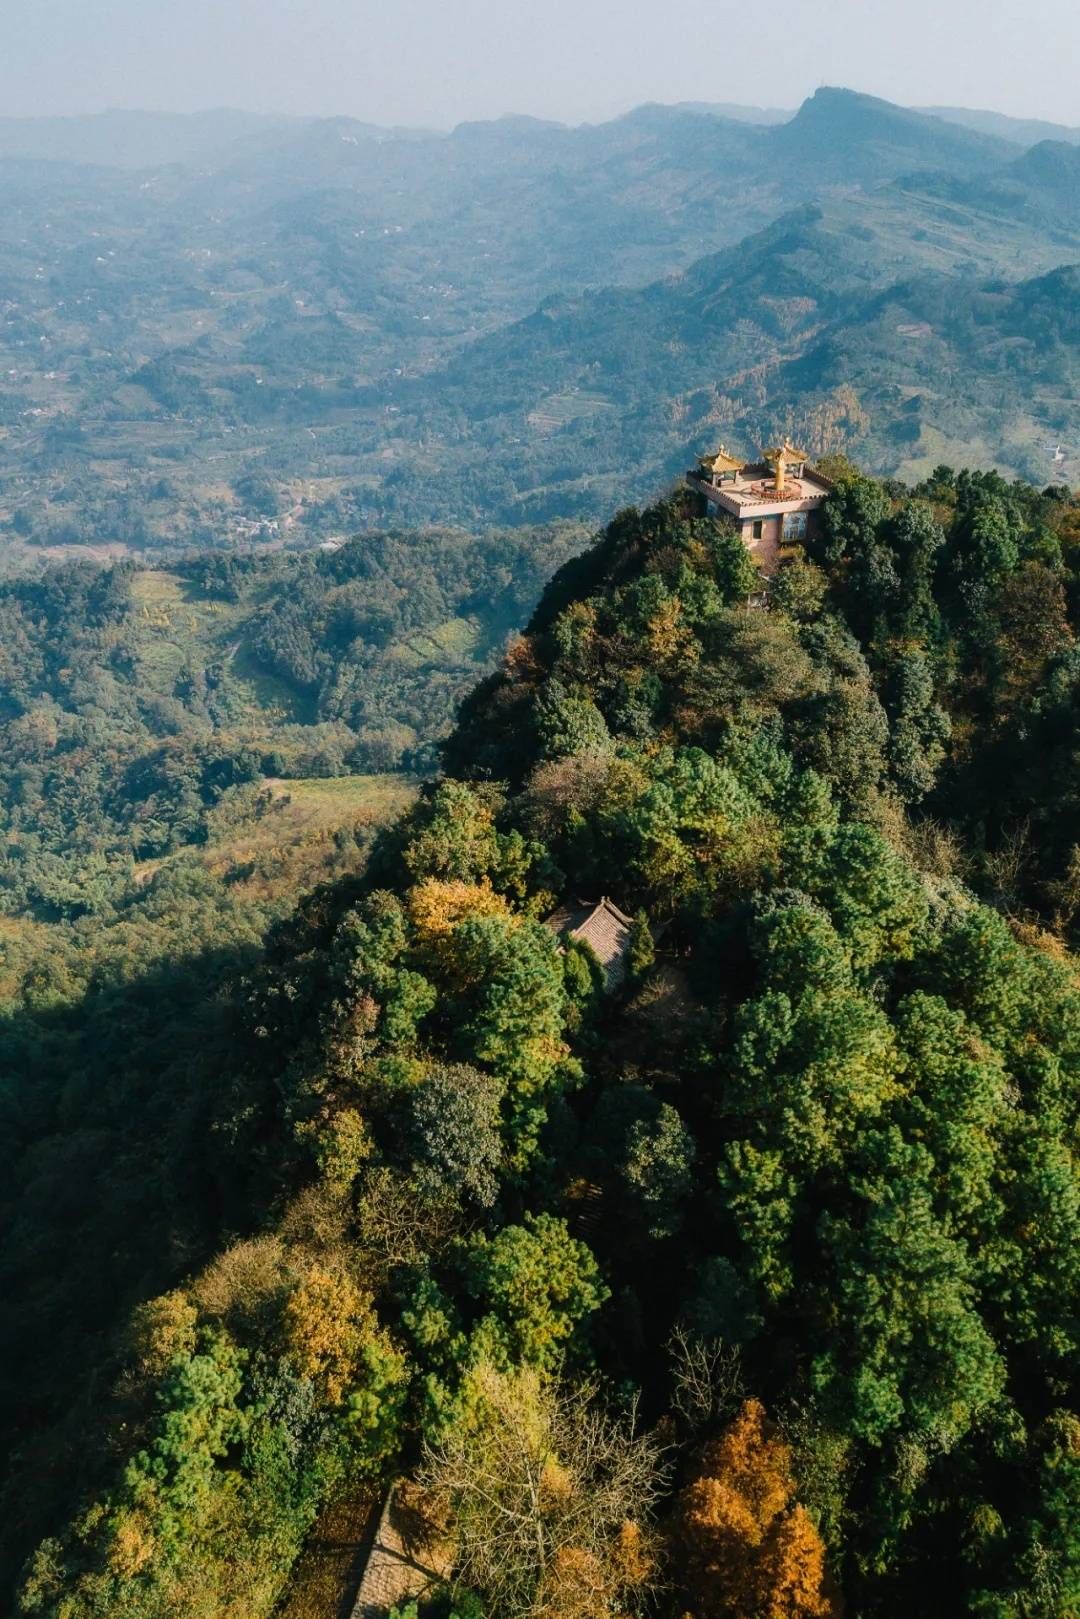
[1,86,1079,552]
[2,91,1078,169]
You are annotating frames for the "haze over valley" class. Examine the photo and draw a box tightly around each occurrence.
[3,87,1080,558]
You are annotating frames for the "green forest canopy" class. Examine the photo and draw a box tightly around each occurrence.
[5,461,1080,1618]
[0,519,583,931]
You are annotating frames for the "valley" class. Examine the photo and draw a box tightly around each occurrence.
[4,89,1080,558]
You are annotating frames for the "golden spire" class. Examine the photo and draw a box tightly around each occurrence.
[762,441,808,494]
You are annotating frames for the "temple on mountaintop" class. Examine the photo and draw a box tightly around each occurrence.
[686,442,830,574]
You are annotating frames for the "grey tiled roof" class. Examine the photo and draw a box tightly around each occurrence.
[545,896,634,991]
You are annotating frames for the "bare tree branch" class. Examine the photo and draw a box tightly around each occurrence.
[420,1363,670,1619]
[667,1326,744,1433]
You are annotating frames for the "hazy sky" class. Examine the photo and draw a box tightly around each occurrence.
[4,0,1080,129]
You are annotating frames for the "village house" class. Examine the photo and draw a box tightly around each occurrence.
[686,441,831,575]
[544,896,635,993]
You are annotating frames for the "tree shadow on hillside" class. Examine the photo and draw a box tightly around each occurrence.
[0,935,282,1589]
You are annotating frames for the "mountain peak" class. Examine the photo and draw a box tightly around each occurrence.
[770,86,1013,180]
[1011,138,1080,199]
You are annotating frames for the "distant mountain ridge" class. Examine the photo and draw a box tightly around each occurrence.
[2,84,1080,556]
[1010,140,1080,212]
[367,171,1080,524]
[663,100,793,125]
[923,103,1080,147]
[0,87,1058,178]
[0,107,299,169]
[907,139,1080,237]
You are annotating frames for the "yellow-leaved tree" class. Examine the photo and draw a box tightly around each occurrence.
[673,1398,835,1619]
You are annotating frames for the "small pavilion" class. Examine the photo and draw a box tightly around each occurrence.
[697,444,744,485]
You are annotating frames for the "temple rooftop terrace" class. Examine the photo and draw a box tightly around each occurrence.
[695,461,831,509]
[686,442,832,519]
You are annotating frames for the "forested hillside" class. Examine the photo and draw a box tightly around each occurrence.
[7,462,1080,1618]
[0,519,582,918]
[382,191,1080,527]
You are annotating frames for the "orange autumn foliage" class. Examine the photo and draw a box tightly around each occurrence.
[536,1521,657,1619]
[765,1504,833,1619]
[674,1399,835,1619]
[611,1518,655,1588]
[538,1544,610,1619]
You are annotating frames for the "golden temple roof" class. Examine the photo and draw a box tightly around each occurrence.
[698,444,745,476]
